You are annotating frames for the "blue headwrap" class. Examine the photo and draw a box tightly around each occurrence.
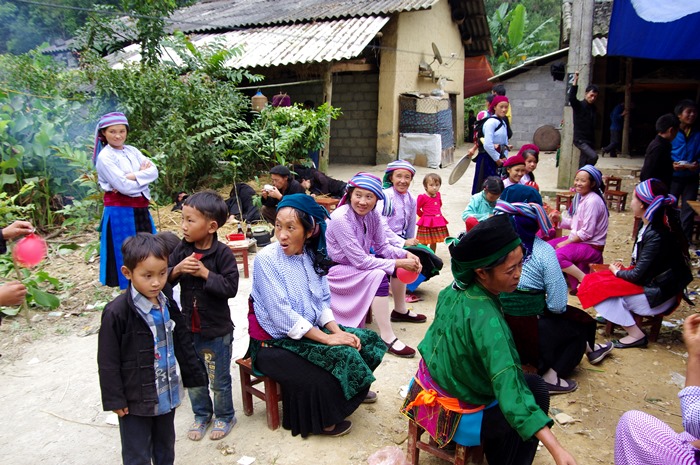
[338,172,392,216]
[277,194,331,258]
[635,179,677,222]
[93,112,129,164]
[382,160,416,188]
[500,184,543,205]
[570,165,605,216]
[494,200,553,259]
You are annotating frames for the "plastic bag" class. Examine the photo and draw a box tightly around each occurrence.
[367,446,409,465]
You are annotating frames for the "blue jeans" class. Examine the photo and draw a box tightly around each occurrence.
[188,332,235,423]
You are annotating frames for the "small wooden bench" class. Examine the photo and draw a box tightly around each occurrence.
[407,420,484,465]
[235,358,281,430]
[555,192,575,212]
[602,175,622,192]
[605,190,628,212]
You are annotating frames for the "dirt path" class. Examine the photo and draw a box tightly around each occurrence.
[0,151,695,465]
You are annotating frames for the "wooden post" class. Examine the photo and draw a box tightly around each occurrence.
[558,0,595,189]
[621,58,633,157]
[319,65,333,172]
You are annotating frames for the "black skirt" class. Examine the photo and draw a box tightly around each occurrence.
[254,346,368,437]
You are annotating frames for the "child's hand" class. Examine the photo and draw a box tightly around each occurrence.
[176,253,208,279]
[113,407,129,417]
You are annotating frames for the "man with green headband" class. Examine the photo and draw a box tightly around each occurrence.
[403,215,577,465]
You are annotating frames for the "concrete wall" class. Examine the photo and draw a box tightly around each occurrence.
[501,64,567,148]
[376,0,465,164]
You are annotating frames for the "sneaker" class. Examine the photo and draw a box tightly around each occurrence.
[587,342,614,364]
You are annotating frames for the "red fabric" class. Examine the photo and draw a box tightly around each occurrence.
[247,298,272,341]
[103,191,149,208]
[465,217,479,231]
[577,270,644,309]
[463,56,495,97]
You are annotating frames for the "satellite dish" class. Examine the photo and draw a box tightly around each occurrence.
[431,43,443,65]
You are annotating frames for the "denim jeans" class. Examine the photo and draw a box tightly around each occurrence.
[188,332,235,423]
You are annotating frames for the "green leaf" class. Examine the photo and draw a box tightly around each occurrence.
[29,288,60,309]
[507,4,526,48]
[1,306,21,316]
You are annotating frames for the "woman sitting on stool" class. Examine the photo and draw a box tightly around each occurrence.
[249,194,385,437]
[580,179,692,348]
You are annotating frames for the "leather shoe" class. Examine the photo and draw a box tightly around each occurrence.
[587,342,613,364]
[390,310,427,323]
[384,338,416,358]
[320,420,352,437]
[613,336,648,349]
[362,390,377,404]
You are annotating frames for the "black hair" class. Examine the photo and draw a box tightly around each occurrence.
[183,190,229,229]
[521,149,539,162]
[492,84,506,96]
[486,94,495,104]
[155,231,180,254]
[423,173,442,189]
[122,233,168,271]
[674,99,697,118]
[585,84,599,94]
[656,113,680,133]
[483,176,504,194]
[270,165,292,180]
[98,124,129,145]
[275,206,333,276]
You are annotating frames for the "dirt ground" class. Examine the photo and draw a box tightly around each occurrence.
[0,151,696,465]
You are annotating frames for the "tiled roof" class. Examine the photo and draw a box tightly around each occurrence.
[106,16,389,68]
[168,0,439,32]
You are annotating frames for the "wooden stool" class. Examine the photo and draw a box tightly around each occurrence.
[555,192,574,212]
[314,196,340,212]
[605,190,628,212]
[228,244,250,278]
[603,175,622,192]
[604,314,667,342]
[407,420,484,465]
[235,358,281,430]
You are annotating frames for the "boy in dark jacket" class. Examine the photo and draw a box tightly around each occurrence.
[98,233,207,465]
[640,113,680,188]
[168,190,239,441]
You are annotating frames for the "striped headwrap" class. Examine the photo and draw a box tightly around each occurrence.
[338,172,392,216]
[570,164,605,216]
[635,179,677,222]
[382,159,416,188]
[494,200,553,259]
[93,112,129,164]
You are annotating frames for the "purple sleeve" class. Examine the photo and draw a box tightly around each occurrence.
[571,195,606,242]
[679,386,700,438]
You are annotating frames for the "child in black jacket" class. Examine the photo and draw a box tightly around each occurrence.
[98,233,206,465]
[168,190,239,441]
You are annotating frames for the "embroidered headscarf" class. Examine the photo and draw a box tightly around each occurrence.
[489,95,509,115]
[382,160,416,188]
[338,172,392,216]
[635,179,677,222]
[93,112,129,164]
[278,194,331,259]
[569,164,605,216]
[446,215,521,287]
[494,200,553,259]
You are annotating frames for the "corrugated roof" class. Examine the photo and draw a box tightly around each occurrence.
[489,48,569,82]
[561,0,612,44]
[169,0,439,33]
[592,36,607,57]
[106,16,389,69]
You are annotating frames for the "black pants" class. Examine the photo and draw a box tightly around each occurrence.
[538,312,592,378]
[574,140,598,168]
[670,176,699,242]
[118,410,176,465]
[480,374,549,465]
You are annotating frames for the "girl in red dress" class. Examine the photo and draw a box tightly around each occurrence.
[416,173,449,252]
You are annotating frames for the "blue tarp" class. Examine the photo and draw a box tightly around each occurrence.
[608,0,700,60]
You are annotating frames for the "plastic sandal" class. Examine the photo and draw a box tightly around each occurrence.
[405,293,422,303]
[187,419,210,441]
[210,417,236,440]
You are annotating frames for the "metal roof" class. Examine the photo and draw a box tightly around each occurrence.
[106,16,389,69]
[168,0,439,33]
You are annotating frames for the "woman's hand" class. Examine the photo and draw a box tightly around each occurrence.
[555,239,570,249]
[0,281,27,306]
[2,220,34,240]
[404,238,419,247]
[139,160,152,171]
[684,314,700,358]
[495,158,504,167]
[325,331,361,350]
[536,426,578,465]
[609,261,624,275]
[268,186,282,200]
[396,253,422,273]
[548,210,561,223]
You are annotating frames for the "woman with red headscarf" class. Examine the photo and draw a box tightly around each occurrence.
[471,96,510,195]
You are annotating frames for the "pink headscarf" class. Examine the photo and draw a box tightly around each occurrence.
[489,95,509,114]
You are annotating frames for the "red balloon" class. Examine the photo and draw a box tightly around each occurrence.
[396,267,419,284]
[13,233,47,267]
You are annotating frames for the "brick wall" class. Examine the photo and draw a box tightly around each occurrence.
[291,73,379,165]
[502,65,566,148]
